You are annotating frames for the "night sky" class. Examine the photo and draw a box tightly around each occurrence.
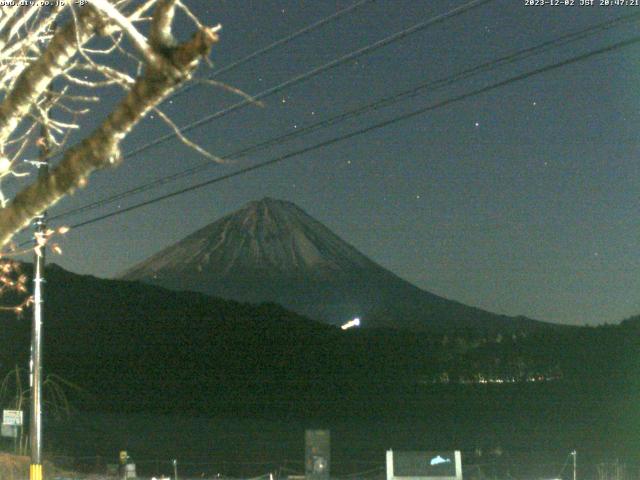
[12,0,640,326]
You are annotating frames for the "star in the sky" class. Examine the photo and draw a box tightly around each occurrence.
[474,122,480,128]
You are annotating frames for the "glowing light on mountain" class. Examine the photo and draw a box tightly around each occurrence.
[341,317,360,330]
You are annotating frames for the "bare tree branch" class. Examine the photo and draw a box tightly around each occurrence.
[0,5,101,158]
[0,6,220,248]
[153,106,225,163]
[88,0,163,67]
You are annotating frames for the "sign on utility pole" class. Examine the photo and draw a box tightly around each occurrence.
[2,410,23,439]
[3,409,23,426]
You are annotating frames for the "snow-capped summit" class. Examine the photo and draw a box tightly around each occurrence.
[122,197,376,278]
[121,198,546,332]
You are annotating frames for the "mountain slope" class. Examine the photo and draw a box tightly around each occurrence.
[0,263,635,469]
[121,198,549,332]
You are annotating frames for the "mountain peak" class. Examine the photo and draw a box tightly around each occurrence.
[252,196,292,206]
[121,198,548,331]
[122,198,375,281]
[235,197,306,231]
[244,197,291,211]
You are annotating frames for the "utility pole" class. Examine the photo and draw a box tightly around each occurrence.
[30,114,50,480]
[572,450,577,480]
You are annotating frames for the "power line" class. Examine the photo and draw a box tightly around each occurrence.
[62,34,640,232]
[171,0,375,98]
[50,0,499,220]
[120,0,495,160]
[50,12,640,222]
[14,0,494,245]
[39,0,376,168]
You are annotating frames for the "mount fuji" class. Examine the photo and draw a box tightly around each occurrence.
[121,198,549,332]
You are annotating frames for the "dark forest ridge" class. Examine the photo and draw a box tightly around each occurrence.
[0,262,636,462]
[121,197,554,333]
[1,262,636,401]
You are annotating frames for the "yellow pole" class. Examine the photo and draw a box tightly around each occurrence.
[29,464,42,480]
